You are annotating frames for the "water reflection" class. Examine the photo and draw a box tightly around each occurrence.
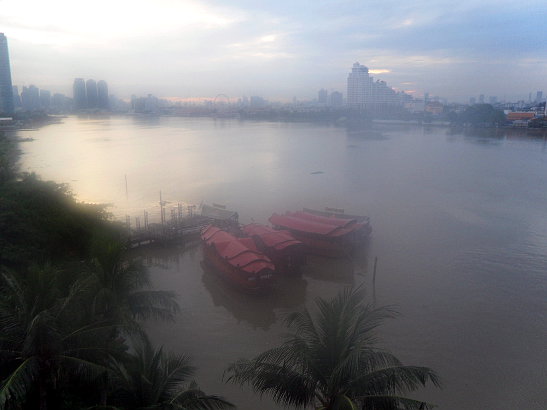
[200,262,308,330]
[345,127,386,141]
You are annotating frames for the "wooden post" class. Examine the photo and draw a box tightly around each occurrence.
[372,256,378,306]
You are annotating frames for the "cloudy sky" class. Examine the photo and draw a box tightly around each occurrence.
[2,0,546,102]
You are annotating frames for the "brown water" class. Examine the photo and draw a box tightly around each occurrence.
[19,116,547,409]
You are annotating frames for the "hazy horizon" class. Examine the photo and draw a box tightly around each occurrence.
[3,0,546,102]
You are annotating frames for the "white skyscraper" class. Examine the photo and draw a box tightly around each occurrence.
[347,62,372,110]
[347,62,401,113]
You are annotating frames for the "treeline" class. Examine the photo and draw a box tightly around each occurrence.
[447,103,506,126]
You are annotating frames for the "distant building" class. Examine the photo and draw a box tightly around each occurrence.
[39,89,51,110]
[0,33,14,114]
[51,93,72,112]
[97,80,109,109]
[469,97,476,105]
[250,95,267,108]
[21,85,40,111]
[73,78,87,109]
[329,91,343,107]
[347,63,371,110]
[404,100,425,113]
[425,101,444,115]
[12,85,21,108]
[536,91,543,102]
[86,79,98,108]
[478,94,485,104]
[346,62,401,113]
[318,88,328,104]
[506,112,535,121]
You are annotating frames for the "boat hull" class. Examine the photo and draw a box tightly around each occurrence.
[202,244,275,293]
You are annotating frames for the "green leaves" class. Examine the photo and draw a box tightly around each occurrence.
[109,335,234,410]
[226,286,440,409]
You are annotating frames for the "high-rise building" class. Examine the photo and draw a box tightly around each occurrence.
[347,62,400,113]
[329,91,343,107]
[318,88,328,104]
[21,85,40,111]
[347,62,372,110]
[97,80,109,109]
[0,33,14,114]
[536,91,543,103]
[73,78,87,109]
[86,79,98,108]
[39,89,51,110]
[12,85,21,108]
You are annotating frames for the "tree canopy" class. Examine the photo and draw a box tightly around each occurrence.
[226,287,440,409]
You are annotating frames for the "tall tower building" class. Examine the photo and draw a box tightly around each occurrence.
[73,78,87,109]
[347,62,372,110]
[97,80,109,109]
[86,79,98,108]
[347,62,400,114]
[0,33,14,114]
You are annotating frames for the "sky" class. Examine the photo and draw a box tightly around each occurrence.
[2,0,546,102]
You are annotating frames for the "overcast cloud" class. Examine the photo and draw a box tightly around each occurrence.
[2,0,545,101]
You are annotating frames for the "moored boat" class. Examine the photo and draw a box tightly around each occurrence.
[201,225,275,292]
[241,223,306,274]
[269,210,371,257]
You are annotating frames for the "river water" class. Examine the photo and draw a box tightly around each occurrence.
[19,116,547,409]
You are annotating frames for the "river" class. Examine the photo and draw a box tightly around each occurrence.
[18,116,547,409]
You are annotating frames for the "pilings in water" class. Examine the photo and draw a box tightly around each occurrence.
[124,203,209,247]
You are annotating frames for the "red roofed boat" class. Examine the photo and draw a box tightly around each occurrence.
[242,223,306,274]
[201,225,276,292]
[269,210,371,257]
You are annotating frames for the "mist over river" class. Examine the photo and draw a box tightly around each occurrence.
[18,116,547,409]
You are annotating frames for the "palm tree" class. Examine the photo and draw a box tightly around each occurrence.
[0,265,116,410]
[88,238,180,328]
[85,237,181,407]
[226,287,441,410]
[109,335,234,410]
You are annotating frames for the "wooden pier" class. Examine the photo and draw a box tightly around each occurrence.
[124,202,211,247]
[124,201,238,247]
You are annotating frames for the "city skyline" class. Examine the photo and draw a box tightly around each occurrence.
[2,0,546,102]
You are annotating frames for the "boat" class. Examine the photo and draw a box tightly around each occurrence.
[199,203,239,230]
[303,207,371,225]
[201,225,275,292]
[269,210,371,257]
[241,223,306,274]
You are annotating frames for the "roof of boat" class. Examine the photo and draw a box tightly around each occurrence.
[242,223,302,251]
[269,211,365,237]
[201,225,274,273]
[200,204,238,220]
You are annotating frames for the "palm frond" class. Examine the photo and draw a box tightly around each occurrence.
[127,290,180,321]
[169,384,235,409]
[360,394,438,410]
[351,365,441,397]
[226,359,316,408]
[0,357,38,407]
